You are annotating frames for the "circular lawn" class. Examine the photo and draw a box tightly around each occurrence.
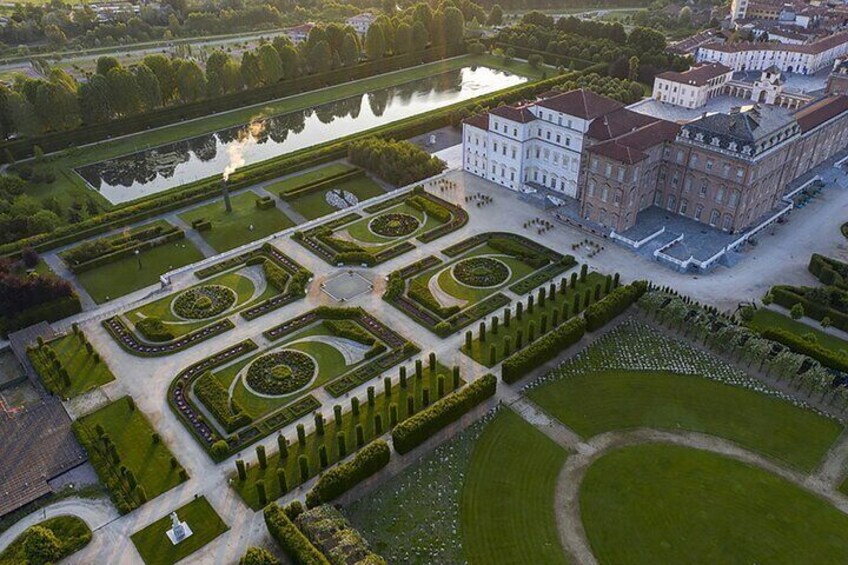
[452,257,510,288]
[245,350,316,395]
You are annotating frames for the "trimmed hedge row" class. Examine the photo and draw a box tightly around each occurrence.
[305,440,391,508]
[771,285,848,333]
[69,229,185,274]
[392,374,497,455]
[194,371,253,433]
[809,253,848,290]
[264,503,329,565]
[501,318,586,384]
[279,168,365,201]
[759,327,848,373]
[583,281,647,332]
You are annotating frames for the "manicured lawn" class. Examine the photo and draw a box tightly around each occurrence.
[28,332,115,397]
[130,497,228,565]
[75,238,204,304]
[747,308,848,355]
[0,515,92,565]
[581,444,848,564]
[268,163,357,194]
[460,408,570,565]
[287,174,385,220]
[178,190,295,252]
[233,361,461,509]
[527,370,841,472]
[76,397,186,505]
[462,271,604,366]
[342,202,439,247]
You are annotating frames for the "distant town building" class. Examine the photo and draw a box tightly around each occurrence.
[285,23,315,43]
[346,13,376,35]
[696,31,848,74]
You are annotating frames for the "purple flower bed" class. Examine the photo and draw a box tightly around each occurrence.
[104,316,234,357]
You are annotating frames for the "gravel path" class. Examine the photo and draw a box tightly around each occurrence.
[0,497,118,553]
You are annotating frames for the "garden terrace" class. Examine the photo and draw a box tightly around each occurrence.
[292,187,467,267]
[385,232,570,336]
[27,328,115,398]
[233,355,462,509]
[525,319,843,472]
[104,243,310,356]
[73,396,188,514]
[461,269,610,367]
[130,496,228,565]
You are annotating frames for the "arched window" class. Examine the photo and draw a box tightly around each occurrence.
[709,209,720,226]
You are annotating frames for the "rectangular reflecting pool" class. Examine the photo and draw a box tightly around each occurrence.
[76,66,526,204]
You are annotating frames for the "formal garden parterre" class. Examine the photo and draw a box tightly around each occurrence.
[27,325,115,398]
[103,243,311,356]
[169,306,419,461]
[293,185,468,268]
[384,232,577,337]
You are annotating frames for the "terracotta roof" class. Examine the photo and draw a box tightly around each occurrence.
[794,94,848,132]
[463,113,489,130]
[656,63,732,87]
[536,89,623,120]
[587,119,680,165]
[700,31,848,55]
[489,104,535,123]
[586,108,658,141]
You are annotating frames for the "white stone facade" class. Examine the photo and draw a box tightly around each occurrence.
[697,33,848,75]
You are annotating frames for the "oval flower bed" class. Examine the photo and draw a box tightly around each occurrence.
[173,285,236,319]
[453,257,510,288]
[369,213,420,237]
[246,350,316,395]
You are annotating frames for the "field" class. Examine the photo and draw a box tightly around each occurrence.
[288,175,386,220]
[581,444,848,564]
[28,332,115,397]
[178,190,295,252]
[74,237,205,304]
[0,515,91,565]
[130,497,228,565]
[268,163,357,194]
[747,308,848,355]
[76,398,186,504]
[526,320,842,472]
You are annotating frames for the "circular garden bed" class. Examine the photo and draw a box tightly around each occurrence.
[246,350,316,395]
[369,213,420,237]
[173,285,236,319]
[453,257,510,288]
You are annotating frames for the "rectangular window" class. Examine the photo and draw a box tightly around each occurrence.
[706,159,714,171]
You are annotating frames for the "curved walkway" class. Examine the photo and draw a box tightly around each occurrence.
[0,497,118,553]
[553,428,848,565]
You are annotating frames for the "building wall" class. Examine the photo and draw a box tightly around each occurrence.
[697,39,848,74]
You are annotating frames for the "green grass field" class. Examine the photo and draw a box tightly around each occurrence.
[747,308,848,355]
[178,190,294,252]
[78,397,186,501]
[268,163,357,194]
[130,497,228,565]
[288,174,386,220]
[342,202,439,247]
[75,238,205,304]
[460,409,569,565]
[233,361,459,509]
[0,515,91,565]
[28,332,115,397]
[528,370,841,472]
[581,444,848,564]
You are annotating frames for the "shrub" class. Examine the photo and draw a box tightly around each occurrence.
[501,317,586,384]
[392,375,497,454]
[583,281,647,332]
[791,303,805,320]
[263,260,290,292]
[195,371,253,433]
[134,317,174,343]
[305,440,391,507]
[240,546,281,565]
[759,327,848,374]
[211,440,229,459]
[263,503,329,565]
[324,319,375,345]
[407,194,452,223]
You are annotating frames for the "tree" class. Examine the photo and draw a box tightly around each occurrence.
[174,60,206,103]
[487,4,503,26]
[206,50,231,97]
[528,54,543,68]
[79,74,113,124]
[133,64,162,111]
[142,54,175,102]
[239,546,280,565]
[679,6,693,25]
[628,56,640,82]
[307,40,332,74]
[365,23,386,60]
[7,90,40,136]
[96,56,120,76]
[790,303,804,320]
[628,27,666,53]
[278,44,300,79]
[106,67,142,117]
[257,44,283,85]
[394,22,412,55]
[443,6,465,47]
[240,51,263,89]
[23,525,61,564]
[341,32,360,66]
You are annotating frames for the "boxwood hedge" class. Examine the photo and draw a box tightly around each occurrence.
[501,317,586,384]
[264,503,329,565]
[583,281,647,332]
[305,440,391,508]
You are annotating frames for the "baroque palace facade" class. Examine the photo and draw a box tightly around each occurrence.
[462,85,848,236]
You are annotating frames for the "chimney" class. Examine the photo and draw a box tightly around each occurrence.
[222,179,232,213]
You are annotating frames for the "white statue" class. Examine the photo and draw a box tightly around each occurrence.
[166,510,193,545]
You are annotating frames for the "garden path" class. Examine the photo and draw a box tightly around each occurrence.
[251,185,309,225]
[165,214,218,258]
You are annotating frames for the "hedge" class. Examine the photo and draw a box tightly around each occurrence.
[760,327,848,374]
[305,440,391,508]
[0,294,81,336]
[134,317,175,342]
[809,253,848,290]
[278,168,365,201]
[66,227,185,274]
[262,259,290,292]
[501,318,586,384]
[583,281,647,332]
[263,503,329,565]
[194,371,253,433]
[771,285,848,332]
[392,374,497,455]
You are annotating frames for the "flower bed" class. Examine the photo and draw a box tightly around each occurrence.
[104,316,234,357]
[453,257,510,288]
[173,285,236,319]
[369,213,420,237]
[246,350,316,395]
